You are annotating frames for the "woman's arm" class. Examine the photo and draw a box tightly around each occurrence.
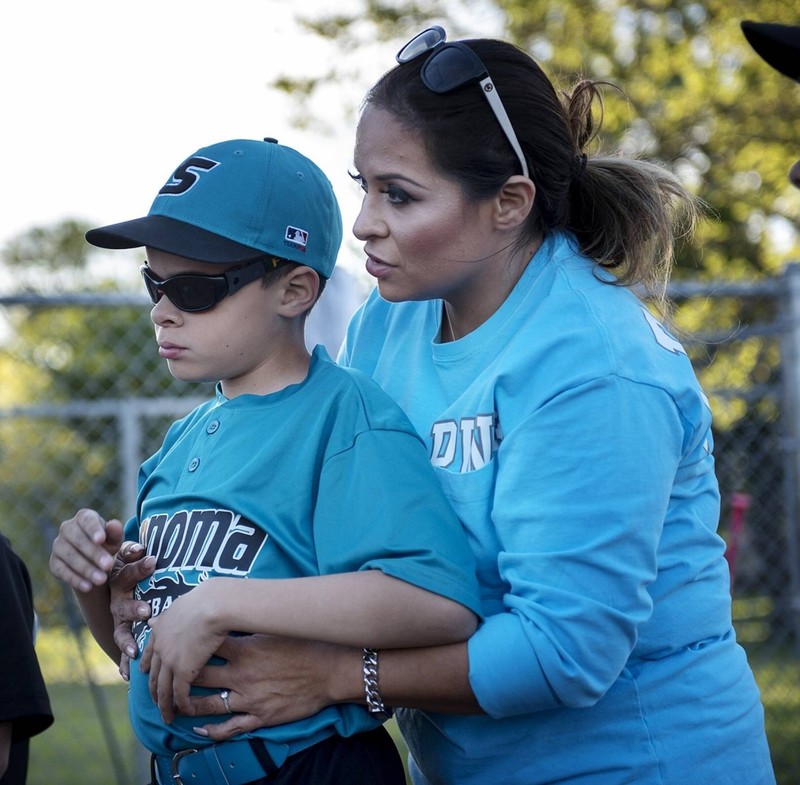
[181,634,482,741]
[143,571,478,722]
[335,640,481,714]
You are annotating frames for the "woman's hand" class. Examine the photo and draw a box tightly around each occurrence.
[140,582,228,724]
[178,634,360,741]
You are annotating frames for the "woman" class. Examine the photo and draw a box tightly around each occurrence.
[118,28,775,785]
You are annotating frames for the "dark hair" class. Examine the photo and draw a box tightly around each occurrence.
[363,38,700,305]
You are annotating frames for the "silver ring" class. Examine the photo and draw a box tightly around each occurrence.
[220,689,232,713]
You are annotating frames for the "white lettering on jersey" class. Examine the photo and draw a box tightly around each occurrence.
[132,509,269,644]
[460,414,495,471]
[431,419,458,467]
[142,508,267,576]
[431,413,498,472]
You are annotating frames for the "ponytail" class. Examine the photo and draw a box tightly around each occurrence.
[366,40,701,310]
[563,80,701,306]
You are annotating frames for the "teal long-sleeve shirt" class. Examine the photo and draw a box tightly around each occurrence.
[340,231,774,785]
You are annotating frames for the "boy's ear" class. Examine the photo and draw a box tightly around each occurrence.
[277,266,320,317]
[493,175,536,231]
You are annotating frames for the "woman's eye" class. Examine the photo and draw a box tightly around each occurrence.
[348,170,367,192]
[382,185,412,205]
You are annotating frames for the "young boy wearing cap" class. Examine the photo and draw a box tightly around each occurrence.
[741,20,800,190]
[49,138,481,785]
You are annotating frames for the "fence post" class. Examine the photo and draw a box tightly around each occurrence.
[118,400,142,519]
[779,262,800,651]
[115,399,152,782]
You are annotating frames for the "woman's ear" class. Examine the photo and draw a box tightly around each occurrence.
[277,266,320,318]
[494,175,536,231]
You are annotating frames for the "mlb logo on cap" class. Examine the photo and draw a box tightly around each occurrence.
[286,226,309,251]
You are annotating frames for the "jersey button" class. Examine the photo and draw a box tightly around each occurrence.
[207,420,220,434]
[188,457,200,472]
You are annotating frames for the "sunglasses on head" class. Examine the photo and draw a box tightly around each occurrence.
[396,26,529,179]
[140,256,284,312]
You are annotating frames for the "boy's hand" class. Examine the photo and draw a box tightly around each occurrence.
[49,509,123,592]
[109,542,155,678]
[140,583,228,724]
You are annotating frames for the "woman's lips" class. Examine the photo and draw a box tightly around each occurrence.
[365,254,395,279]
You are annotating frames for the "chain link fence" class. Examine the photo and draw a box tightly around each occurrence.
[2,270,799,784]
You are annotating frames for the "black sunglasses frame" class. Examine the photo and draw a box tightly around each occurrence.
[395,26,530,178]
[140,256,282,313]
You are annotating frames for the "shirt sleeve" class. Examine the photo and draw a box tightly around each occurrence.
[312,427,484,619]
[468,375,684,717]
[0,538,53,740]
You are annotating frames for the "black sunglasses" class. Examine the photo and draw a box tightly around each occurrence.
[140,256,284,313]
[396,26,529,179]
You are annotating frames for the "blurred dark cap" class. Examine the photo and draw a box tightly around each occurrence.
[741,21,800,83]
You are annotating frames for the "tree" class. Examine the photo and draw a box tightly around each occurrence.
[0,220,207,621]
[272,0,797,428]
[275,0,800,279]
[273,1,798,633]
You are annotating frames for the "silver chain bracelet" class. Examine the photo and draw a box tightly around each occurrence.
[362,648,394,721]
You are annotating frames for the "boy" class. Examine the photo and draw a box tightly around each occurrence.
[49,138,481,785]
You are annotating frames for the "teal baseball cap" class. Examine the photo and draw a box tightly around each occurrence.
[86,138,343,278]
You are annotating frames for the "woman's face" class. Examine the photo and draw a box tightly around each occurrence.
[351,105,507,308]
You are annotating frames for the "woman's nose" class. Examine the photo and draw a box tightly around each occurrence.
[353,197,387,241]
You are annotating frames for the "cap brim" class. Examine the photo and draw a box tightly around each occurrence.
[85,215,265,263]
[741,21,800,82]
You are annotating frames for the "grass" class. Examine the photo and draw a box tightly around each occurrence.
[29,627,412,785]
[29,625,797,784]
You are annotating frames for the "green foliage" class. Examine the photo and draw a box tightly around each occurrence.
[0,221,207,621]
[3,219,89,274]
[275,0,800,278]
[23,625,800,784]
[505,0,800,278]
[269,0,800,433]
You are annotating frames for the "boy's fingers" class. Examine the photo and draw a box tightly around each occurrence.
[113,621,142,661]
[101,518,126,552]
[119,653,131,682]
[118,540,145,563]
[111,556,156,588]
[111,596,151,625]
[49,541,108,591]
[49,509,120,590]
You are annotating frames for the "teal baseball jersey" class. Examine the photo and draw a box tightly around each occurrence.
[125,347,482,757]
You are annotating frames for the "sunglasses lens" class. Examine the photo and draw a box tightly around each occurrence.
[140,267,223,312]
[396,26,446,64]
[421,44,486,93]
[164,278,219,311]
